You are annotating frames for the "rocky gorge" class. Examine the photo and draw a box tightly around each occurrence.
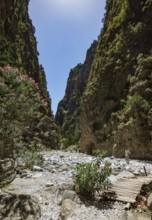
[56,0,152,159]
[1,150,152,220]
[0,0,152,219]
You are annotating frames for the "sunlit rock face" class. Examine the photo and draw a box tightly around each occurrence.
[80,0,152,159]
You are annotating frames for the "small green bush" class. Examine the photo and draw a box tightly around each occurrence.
[74,159,111,199]
[131,22,144,34]
[60,128,81,148]
[127,74,137,84]
[60,137,70,148]
[92,149,107,157]
[124,94,150,112]
[18,149,43,169]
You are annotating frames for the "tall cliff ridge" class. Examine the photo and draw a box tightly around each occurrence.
[0,0,48,99]
[0,0,59,186]
[0,0,59,144]
[55,40,97,145]
[80,0,152,159]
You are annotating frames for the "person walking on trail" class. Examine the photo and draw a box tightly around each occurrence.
[125,149,130,164]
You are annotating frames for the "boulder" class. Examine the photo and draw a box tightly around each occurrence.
[0,191,41,219]
[147,193,152,211]
[61,190,77,203]
[60,199,75,220]
[127,211,151,220]
[32,166,43,172]
[0,158,16,188]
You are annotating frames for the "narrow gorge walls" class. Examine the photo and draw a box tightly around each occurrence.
[80,0,152,159]
[0,0,59,186]
[55,41,97,147]
[56,0,152,159]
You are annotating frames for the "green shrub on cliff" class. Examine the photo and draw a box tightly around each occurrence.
[124,94,150,112]
[0,65,53,157]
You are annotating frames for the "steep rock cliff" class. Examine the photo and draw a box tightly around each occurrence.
[0,0,59,145]
[0,0,59,186]
[55,41,97,145]
[80,0,152,159]
[0,0,48,99]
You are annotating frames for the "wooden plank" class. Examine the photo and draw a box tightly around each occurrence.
[117,180,143,184]
[112,186,141,190]
[114,196,136,203]
[107,191,138,197]
[114,192,137,197]
[114,182,152,188]
[116,198,136,203]
[111,189,140,194]
[113,190,138,195]
[116,194,137,199]
[112,190,140,194]
[119,177,152,183]
[112,185,141,189]
[112,187,140,191]
[132,179,149,183]
[104,194,136,203]
[113,192,137,195]
[113,182,143,187]
[112,186,140,189]
[114,181,142,185]
[131,177,152,182]
[105,175,152,203]
[114,179,152,186]
[116,196,135,200]
[111,190,140,195]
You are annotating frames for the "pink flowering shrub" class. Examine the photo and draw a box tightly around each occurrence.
[0,66,58,159]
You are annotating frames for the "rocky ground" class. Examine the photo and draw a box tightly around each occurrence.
[1,150,152,220]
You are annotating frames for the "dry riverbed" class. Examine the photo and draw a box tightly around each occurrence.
[1,150,152,220]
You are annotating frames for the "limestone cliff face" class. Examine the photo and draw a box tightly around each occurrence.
[0,0,59,143]
[55,41,97,144]
[0,0,59,186]
[0,0,48,99]
[80,0,152,159]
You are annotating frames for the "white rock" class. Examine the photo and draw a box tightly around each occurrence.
[125,203,131,210]
[133,170,140,176]
[60,199,75,220]
[32,166,43,172]
[103,158,112,165]
[125,165,131,171]
[147,193,152,211]
[45,182,54,187]
[61,190,77,203]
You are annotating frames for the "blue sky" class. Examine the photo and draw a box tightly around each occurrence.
[29,0,106,113]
